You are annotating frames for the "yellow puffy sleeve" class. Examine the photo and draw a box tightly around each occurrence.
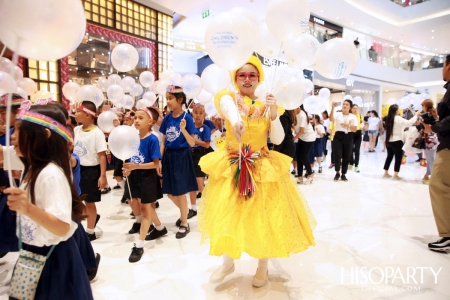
[214,90,236,117]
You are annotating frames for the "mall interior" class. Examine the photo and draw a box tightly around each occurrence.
[1,0,450,299]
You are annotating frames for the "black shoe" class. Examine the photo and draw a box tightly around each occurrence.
[155,201,160,208]
[121,196,127,203]
[334,173,340,181]
[196,192,202,199]
[128,244,144,263]
[0,252,7,258]
[87,232,98,241]
[130,211,135,216]
[428,237,450,252]
[148,224,155,233]
[318,167,322,173]
[87,253,101,281]
[415,159,421,162]
[101,186,111,194]
[113,184,121,190]
[95,214,100,228]
[187,209,197,219]
[175,218,181,227]
[176,224,190,239]
[341,174,348,182]
[291,170,296,175]
[128,222,141,234]
[145,227,168,240]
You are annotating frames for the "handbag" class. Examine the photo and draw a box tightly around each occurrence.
[8,216,56,300]
[412,136,425,149]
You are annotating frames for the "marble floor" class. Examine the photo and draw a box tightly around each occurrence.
[1,148,450,300]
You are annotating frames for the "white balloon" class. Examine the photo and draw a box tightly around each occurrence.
[0,0,85,61]
[151,80,159,93]
[201,64,230,94]
[419,92,430,101]
[205,10,256,71]
[303,96,320,114]
[410,94,422,109]
[285,33,320,70]
[107,84,125,103]
[62,81,80,101]
[157,79,168,96]
[139,71,155,88]
[0,58,14,75]
[11,66,23,81]
[229,7,259,36]
[16,78,36,95]
[108,74,122,86]
[397,97,410,109]
[97,111,118,133]
[130,83,144,97]
[275,76,306,110]
[142,91,157,105]
[256,21,282,58]
[205,101,218,117]
[314,38,359,79]
[108,125,140,160]
[121,76,136,93]
[168,73,183,86]
[34,90,53,102]
[255,84,268,103]
[266,0,310,43]
[352,96,363,107]
[318,88,331,99]
[111,43,139,72]
[343,94,353,101]
[16,87,27,99]
[96,77,109,92]
[302,79,314,93]
[136,99,153,109]
[160,70,173,80]
[181,74,202,99]
[196,89,213,104]
[123,95,135,110]
[0,71,17,95]
[114,96,127,108]
[77,85,104,107]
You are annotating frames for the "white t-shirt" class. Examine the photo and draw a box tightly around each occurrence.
[10,155,77,247]
[298,111,316,142]
[389,115,418,142]
[293,114,302,144]
[323,119,331,131]
[315,124,325,138]
[152,124,163,143]
[73,126,108,166]
[368,117,380,131]
[334,112,357,133]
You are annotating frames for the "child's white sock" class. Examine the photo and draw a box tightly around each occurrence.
[155,224,164,231]
[118,180,125,189]
[136,215,142,223]
[136,239,144,248]
[86,228,95,234]
[191,204,197,211]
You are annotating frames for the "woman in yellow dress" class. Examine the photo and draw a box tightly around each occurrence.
[198,56,316,288]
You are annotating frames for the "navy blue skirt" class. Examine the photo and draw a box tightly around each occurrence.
[308,138,324,163]
[10,237,93,300]
[162,147,198,196]
[0,193,18,253]
[72,220,97,271]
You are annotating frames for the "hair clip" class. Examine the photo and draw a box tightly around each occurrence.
[16,109,73,142]
[34,98,54,106]
[192,103,204,110]
[167,85,184,93]
[140,107,153,120]
[77,105,98,117]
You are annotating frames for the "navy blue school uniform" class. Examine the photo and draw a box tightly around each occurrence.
[191,124,211,177]
[124,134,163,203]
[71,153,97,272]
[0,128,18,253]
[204,119,216,132]
[160,112,198,196]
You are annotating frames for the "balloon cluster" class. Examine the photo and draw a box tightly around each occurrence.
[203,0,359,111]
[397,93,429,110]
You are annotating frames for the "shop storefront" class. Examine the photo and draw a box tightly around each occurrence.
[19,0,173,108]
[307,15,343,44]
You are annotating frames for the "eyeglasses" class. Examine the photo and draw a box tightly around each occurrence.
[236,72,259,81]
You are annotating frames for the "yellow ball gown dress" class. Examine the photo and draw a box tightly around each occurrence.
[198,91,316,259]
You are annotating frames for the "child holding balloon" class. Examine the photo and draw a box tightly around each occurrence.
[74,101,108,241]
[188,103,211,217]
[122,106,165,263]
[160,85,198,239]
[3,104,93,299]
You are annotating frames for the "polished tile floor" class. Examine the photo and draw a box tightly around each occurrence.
[1,148,450,300]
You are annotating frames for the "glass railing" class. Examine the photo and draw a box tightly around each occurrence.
[391,0,430,7]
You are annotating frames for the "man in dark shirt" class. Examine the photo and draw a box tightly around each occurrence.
[422,54,450,251]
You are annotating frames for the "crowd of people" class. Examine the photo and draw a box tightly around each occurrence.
[0,54,449,298]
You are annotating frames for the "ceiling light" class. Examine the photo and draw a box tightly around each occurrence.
[101,37,104,39]
[386,90,389,92]
[389,36,392,39]
[336,17,339,19]
[69,68,72,71]
[400,40,403,42]
[351,23,353,25]
[432,30,434,32]
[431,37,434,39]
[320,9,323,12]
[87,71,89,74]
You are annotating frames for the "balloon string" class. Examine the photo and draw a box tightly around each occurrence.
[125,176,133,200]
[272,69,304,95]
[0,44,6,58]
[270,42,284,94]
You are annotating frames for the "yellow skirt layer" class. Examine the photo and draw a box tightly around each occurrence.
[198,149,316,259]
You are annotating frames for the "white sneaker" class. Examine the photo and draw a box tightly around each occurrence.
[348,165,353,170]
[210,263,235,283]
[303,176,313,185]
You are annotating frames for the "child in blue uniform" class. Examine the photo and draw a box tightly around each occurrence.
[188,103,211,218]
[160,85,198,239]
[4,104,93,299]
[123,107,165,262]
